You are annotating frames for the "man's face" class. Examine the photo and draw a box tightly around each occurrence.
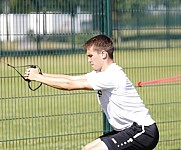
[86,46,103,72]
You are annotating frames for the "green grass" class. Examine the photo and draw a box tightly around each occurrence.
[0,47,181,149]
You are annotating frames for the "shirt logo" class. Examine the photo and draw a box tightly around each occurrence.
[97,90,102,97]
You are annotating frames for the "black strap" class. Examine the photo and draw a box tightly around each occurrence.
[7,64,42,91]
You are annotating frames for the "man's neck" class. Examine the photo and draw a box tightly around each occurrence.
[100,59,114,72]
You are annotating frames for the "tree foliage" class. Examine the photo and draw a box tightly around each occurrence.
[1,0,181,14]
[0,0,90,13]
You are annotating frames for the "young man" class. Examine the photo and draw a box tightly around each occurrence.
[24,34,159,150]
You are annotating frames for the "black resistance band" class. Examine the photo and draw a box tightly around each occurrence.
[6,63,42,91]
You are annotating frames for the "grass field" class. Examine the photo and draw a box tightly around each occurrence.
[0,47,181,149]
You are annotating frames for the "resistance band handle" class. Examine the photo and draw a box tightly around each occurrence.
[6,63,43,91]
[27,65,43,91]
[30,65,37,68]
[24,65,37,82]
[28,81,42,91]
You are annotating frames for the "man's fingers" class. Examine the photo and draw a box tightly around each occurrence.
[24,68,39,81]
[24,69,30,79]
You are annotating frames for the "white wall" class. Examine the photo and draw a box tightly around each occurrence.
[0,13,92,41]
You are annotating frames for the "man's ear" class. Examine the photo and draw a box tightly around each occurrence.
[101,50,107,59]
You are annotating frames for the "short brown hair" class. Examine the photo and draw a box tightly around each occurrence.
[83,34,114,59]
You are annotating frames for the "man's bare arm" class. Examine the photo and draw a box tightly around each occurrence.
[24,68,92,90]
[43,73,87,80]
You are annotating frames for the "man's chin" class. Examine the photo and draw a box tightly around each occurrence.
[92,66,100,72]
[93,68,100,72]
[92,68,97,71]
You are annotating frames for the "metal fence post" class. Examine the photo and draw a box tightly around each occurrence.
[102,0,113,134]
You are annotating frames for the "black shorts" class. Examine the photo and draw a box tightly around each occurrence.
[100,122,159,150]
